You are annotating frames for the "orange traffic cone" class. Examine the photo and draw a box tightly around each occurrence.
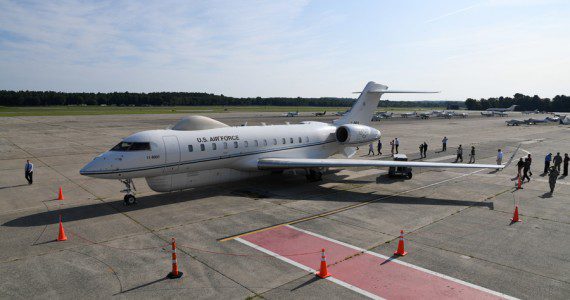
[316,248,331,278]
[394,230,408,256]
[511,205,522,223]
[517,176,523,190]
[57,187,64,200]
[167,238,183,279]
[57,215,67,241]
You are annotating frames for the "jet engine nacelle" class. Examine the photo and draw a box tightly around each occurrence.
[335,124,381,145]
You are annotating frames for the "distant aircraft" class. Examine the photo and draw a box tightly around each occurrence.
[486,105,517,113]
[481,111,509,117]
[400,112,417,118]
[419,112,431,119]
[371,111,393,121]
[314,111,326,116]
[283,111,299,117]
[522,109,540,114]
[80,81,504,205]
[505,119,526,126]
[334,110,349,116]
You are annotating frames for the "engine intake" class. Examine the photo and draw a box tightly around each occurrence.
[335,124,381,144]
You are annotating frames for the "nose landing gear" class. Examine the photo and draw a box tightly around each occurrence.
[120,179,137,205]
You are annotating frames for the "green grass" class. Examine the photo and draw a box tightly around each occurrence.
[0,105,446,117]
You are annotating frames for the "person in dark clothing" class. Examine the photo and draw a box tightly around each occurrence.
[527,154,533,177]
[419,143,424,158]
[562,153,570,176]
[469,146,475,163]
[544,153,552,174]
[522,158,531,182]
[454,145,463,163]
[377,139,382,155]
[394,138,400,154]
[390,139,394,157]
[442,137,448,152]
[548,166,559,194]
[517,158,525,178]
[25,160,33,185]
[423,142,428,158]
[554,152,562,172]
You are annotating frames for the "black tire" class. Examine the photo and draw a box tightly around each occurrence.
[407,172,413,179]
[124,194,136,205]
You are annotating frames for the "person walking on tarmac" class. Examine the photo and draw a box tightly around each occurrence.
[394,138,400,154]
[496,149,504,171]
[469,146,476,163]
[544,153,552,174]
[24,160,33,185]
[522,157,531,182]
[368,143,375,156]
[419,143,424,158]
[553,152,562,172]
[562,153,570,176]
[423,141,428,158]
[548,166,559,194]
[454,145,463,163]
[390,139,395,157]
[527,154,533,177]
[517,158,525,178]
[442,136,448,152]
[377,139,382,156]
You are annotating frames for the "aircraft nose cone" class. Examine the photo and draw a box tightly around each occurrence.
[79,161,95,176]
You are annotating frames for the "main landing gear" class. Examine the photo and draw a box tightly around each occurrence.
[120,179,137,205]
[306,169,323,182]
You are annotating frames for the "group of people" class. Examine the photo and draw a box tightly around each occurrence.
[543,152,569,194]
[516,154,533,183]
[453,145,479,164]
[367,138,400,156]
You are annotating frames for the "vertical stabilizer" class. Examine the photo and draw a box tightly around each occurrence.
[336,81,387,126]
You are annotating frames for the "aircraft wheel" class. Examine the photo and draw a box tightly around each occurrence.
[407,172,413,179]
[124,194,136,205]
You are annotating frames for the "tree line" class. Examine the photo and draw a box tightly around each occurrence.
[0,90,459,108]
[465,93,570,112]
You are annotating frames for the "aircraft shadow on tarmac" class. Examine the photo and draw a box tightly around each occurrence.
[2,173,494,228]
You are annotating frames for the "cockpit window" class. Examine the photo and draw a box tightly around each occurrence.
[110,142,151,151]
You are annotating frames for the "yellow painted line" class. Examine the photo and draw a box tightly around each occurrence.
[219,168,489,242]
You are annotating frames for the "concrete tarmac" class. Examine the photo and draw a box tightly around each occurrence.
[0,111,569,299]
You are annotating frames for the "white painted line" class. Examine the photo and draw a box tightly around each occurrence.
[235,237,384,300]
[288,225,518,300]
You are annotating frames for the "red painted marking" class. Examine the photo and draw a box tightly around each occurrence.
[241,226,506,299]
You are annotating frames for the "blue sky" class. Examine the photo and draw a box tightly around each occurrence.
[0,0,568,100]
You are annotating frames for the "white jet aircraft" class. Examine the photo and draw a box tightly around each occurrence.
[80,82,504,205]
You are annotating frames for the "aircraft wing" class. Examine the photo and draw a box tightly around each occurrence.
[258,158,503,170]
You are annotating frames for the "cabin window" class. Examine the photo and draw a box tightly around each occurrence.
[188,145,193,152]
[298,137,302,143]
[282,138,286,144]
[200,144,205,151]
[290,138,294,144]
[273,139,277,145]
[244,141,249,148]
[254,140,258,147]
[212,143,217,150]
[224,142,228,149]
[305,136,309,143]
[234,141,238,148]
[263,139,268,146]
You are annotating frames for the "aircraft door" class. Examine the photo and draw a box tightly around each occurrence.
[162,136,180,174]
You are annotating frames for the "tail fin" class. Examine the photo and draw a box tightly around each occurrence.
[336,81,438,126]
[507,105,518,111]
